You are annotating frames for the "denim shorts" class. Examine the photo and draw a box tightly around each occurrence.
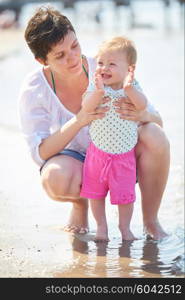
[40,149,86,174]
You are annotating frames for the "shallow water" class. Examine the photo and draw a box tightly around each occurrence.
[0,0,184,278]
[54,231,184,278]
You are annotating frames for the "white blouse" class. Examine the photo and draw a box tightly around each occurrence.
[18,57,156,167]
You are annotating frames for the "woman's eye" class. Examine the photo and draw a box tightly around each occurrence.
[56,54,64,59]
[72,43,78,48]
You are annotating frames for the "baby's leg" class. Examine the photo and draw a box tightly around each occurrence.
[118,203,137,241]
[90,198,109,242]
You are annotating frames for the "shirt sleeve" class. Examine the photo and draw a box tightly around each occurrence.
[18,82,51,167]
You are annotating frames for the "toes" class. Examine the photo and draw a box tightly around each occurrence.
[63,225,79,233]
[78,227,89,234]
[63,225,89,234]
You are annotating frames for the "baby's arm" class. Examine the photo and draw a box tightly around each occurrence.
[82,73,105,113]
[124,66,147,111]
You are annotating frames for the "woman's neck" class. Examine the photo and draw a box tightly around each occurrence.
[46,56,88,87]
[43,56,88,98]
[47,67,81,86]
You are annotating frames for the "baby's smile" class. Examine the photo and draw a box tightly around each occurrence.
[101,73,112,80]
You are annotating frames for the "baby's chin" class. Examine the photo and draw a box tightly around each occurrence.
[104,81,123,90]
[102,78,113,85]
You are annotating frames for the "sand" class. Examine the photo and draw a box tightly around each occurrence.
[0,7,184,278]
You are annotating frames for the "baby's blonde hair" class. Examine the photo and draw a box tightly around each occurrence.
[96,36,137,65]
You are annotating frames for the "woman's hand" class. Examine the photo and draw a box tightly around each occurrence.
[114,96,149,123]
[77,96,110,127]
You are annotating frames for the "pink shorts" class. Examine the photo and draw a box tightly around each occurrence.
[80,142,136,205]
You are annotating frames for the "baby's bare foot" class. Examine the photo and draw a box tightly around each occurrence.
[94,225,109,243]
[120,228,137,241]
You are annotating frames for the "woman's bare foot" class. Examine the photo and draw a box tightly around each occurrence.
[144,220,168,240]
[94,225,109,243]
[63,198,89,234]
[120,228,137,241]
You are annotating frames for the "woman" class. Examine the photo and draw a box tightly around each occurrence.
[19,6,170,239]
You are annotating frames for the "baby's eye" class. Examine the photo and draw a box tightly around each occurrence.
[98,61,103,66]
[110,63,116,66]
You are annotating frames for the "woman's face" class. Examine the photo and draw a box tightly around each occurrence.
[45,31,82,75]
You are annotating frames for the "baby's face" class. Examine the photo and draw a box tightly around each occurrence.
[96,50,129,89]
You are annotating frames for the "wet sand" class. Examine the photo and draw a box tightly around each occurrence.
[0,125,78,277]
[0,127,167,278]
[0,2,184,278]
[0,124,183,278]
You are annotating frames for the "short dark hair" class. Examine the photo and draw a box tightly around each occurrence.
[24,6,75,61]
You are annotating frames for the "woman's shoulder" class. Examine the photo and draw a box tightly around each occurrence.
[18,68,50,108]
[19,67,49,104]
[21,68,43,90]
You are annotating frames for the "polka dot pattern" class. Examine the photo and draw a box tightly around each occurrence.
[89,86,138,154]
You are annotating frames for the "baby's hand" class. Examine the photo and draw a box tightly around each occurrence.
[94,69,104,91]
[123,65,135,90]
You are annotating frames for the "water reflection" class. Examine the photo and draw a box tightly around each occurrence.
[55,231,185,278]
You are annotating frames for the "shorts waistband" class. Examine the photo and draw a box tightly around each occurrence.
[89,142,135,159]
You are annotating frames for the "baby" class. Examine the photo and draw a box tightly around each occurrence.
[80,36,147,242]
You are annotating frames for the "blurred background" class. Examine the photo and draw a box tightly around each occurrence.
[0,0,184,278]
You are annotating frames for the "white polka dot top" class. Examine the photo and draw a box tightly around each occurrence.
[89,85,139,154]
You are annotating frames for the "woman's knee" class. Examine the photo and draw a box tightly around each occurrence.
[138,123,170,154]
[41,165,81,200]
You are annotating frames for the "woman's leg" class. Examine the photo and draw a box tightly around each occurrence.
[135,123,170,239]
[90,198,109,242]
[41,154,88,233]
[118,203,137,241]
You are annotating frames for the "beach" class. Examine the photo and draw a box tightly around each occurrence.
[0,0,184,278]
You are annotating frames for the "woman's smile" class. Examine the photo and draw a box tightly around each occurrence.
[69,61,80,69]
[68,59,81,71]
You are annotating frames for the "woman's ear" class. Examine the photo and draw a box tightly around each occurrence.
[128,64,136,72]
[36,57,48,66]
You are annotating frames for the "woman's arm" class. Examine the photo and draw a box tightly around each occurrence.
[39,114,85,161]
[137,108,163,127]
[39,103,109,161]
[19,87,108,165]
[40,76,108,161]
